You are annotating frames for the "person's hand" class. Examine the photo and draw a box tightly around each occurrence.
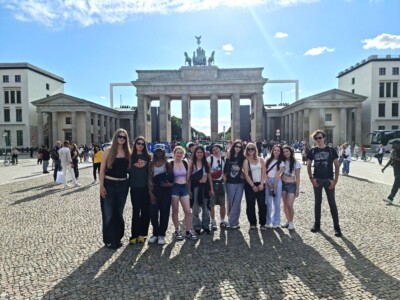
[150,195,156,204]
[252,185,258,192]
[328,180,337,190]
[257,184,264,191]
[100,186,107,198]
[311,178,319,188]
[295,189,300,198]
[266,183,273,190]
[210,190,215,197]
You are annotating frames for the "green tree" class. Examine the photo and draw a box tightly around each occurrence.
[171,116,206,141]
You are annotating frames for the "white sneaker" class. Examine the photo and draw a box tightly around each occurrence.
[63,184,70,189]
[288,222,294,230]
[157,236,165,245]
[211,220,217,230]
[281,222,289,228]
[148,235,158,244]
[266,224,273,229]
[272,224,279,229]
[74,183,81,187]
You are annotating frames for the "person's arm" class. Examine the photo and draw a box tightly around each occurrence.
[307,159,318,188]
[207,161,214,196]
[295,167,300,198]
[274,167,284,193]
[148,161,156,204]
[258,157,266,191]
[329,158,339,189]
[187,161,193,196]
[242,159,258,193]
[99,148,109,198]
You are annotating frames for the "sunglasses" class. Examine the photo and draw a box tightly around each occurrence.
[247,148,255,151]
[118,135,127,140]
[235,145,242,149]
[314,136,324,140]
[136,142,145,146]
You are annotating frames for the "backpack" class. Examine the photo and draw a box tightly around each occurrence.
[50,149,59,160]
[170,160,188,171]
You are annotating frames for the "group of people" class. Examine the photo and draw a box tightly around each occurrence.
[99,128,344,250]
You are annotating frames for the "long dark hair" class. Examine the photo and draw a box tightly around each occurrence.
[132,136,151,161]
[229,140,245,166]
[106,128,131,169]
[266,144,283,170]
[282,144,296,174]
[192,145,209,173]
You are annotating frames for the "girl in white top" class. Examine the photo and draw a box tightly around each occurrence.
[242,143,267,229]
[265,145,285,228]
[281,145,301,230]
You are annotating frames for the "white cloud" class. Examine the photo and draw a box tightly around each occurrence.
[362,33,400,50]
[222,44,234,54]
[0,0,319,28]
[304,46,335,56]
[274,32,288,38]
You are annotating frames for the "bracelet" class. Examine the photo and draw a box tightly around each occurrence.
[309,176,314,179]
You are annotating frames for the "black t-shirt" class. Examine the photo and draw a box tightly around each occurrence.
[223,156,244,184]
[307,146,338,179]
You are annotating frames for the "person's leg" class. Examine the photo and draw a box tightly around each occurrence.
[201,196,211,230]
[244,184,257,226]
[130,188,140,239]
[281,190,289,222]
[53,161,59,182]
[256,189,267,226]
[62,165,68,186]
[171,196,180,230]
[210,181,217,224]
[150,201,160,237]
[100,181,116,245]
[93,164,97,180]
[139,187,151,237]
[285,192,295,222]
[323,180,340,231]
[180,196,192,231]
[114,181,129,244]
[219,183,226,221]
[191,187,201,231]
[388,170,400,200]
[272,180,283,226]
[159,190,172,236]
[265,178,274,226]
[313,180,324,229]
[43,160,48,173]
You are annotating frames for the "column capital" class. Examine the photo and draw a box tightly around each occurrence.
[210,94,218,101]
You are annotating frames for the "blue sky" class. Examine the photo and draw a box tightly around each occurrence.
[1,0,400,135]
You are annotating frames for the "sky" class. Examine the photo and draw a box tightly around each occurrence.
[1,0,400,136]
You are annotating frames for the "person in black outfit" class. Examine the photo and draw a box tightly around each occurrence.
[307,129,342,237]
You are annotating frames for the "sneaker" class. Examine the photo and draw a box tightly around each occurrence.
[310,225,320,233]
[194,229,201,235]
[334,229,342,237]
[148,235,158,244]
[383,197,394,205]
[63,184,70,189]
[129,237,137,244]
[281,222,289,228]
[220,220,229,228]
[74,183,81,187]
[92,179,97,184]
[137,236,145,243]
[250,225,257,229]
[260,225,267,231]
[186,230,198,240]
[266,224,273,229]
[157,236,166,245]
[202,228,211,234]
[230,224,240,229]
[272,224,279,229]
[211,220,217,231]
[288,222,294,230]
[175,230,184,241]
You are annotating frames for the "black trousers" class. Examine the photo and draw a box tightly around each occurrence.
[244,182,266,226]
[389,167,400,200]
[313,178,340,230]
[93,163,101,180]
[150,188,172,237]
[130,187,150,239]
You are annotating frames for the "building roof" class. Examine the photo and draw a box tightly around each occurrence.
[0,62,65,83]
[337,55,400,78]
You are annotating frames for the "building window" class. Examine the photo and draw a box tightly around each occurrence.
[352,89,355,94]
[98,119,100,126]
[4,91,9,104]
[379,83,384,98]
[393,67,399,75]
[393,125,399,130]
[378,125,385,130]
[392,103,399,117]
[66,117,71,124]
[325,129,333,144]
[386,82,391,97]
[352,77,355,84]
[15,75,21,82]
[379,68,386,75]
[394,82,398,98]
[16,91,21,103]
[4,130,11,146]
[16,130,23,146]
[3,75,9,83]
[46,83,50,90]
[10,91,15,104]
[16,108,22,122]
[378,103,385,117]
[4,108,10,122]
[325,114,332,121]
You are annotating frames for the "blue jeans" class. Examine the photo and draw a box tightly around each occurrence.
[100,179,129,245]
[53,160,61,182]
[265,178,282,226]
[343,160,350,174]
[192,186,211,230]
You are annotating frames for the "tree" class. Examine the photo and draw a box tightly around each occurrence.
[171,116,206,141]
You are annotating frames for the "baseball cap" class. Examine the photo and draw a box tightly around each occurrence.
[212,144,222,151]
[390,140,400,145]
[154,144,165,151]
[187,142,195,148]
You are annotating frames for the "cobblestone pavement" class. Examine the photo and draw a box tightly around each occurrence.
[0,154,399,299]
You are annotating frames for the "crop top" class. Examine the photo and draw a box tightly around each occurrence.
[283,160,301,177]
[105,157,129,179]
[174,164,187,180]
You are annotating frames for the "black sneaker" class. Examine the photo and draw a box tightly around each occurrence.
[175,230,184,241]
[334,228,342,237]
[186,230,198,240]
[310,225,320,233]
[195,229,201,235]
[203,228,211,234]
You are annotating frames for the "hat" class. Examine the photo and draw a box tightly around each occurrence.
[212,144,222,151]
[187,142,195,148]
[154,144,165,152]
[390,140,400,145]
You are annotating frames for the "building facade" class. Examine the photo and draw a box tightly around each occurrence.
[337,55,400,145]
[0,63,65,148]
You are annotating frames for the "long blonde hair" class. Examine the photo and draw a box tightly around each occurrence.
[106,128,132,169]
[245,142,258,160]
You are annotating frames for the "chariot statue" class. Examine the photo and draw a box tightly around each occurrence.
[183,36,215,67]
[208,51,215,66]
[184,52,192,66]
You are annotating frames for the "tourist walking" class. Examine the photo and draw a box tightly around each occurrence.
[70,143,80,179]
[171,146,197,240]
[242,142,267,230]
[281,145,301,230]
[341,143,351,175]
[265,144,285,229]
[307,129,342,237]
[129,136,151,244]
[223,140,245,229]
[41,145,50,173]
[51,141,62,183]
[376,144,385,165]
[188,145,214,235]
[58,140,81,188]
[148,145,174,245]
[92,145,103,184]
[382,140,400,205]
[99,129,131,249]
[11,147,19,165]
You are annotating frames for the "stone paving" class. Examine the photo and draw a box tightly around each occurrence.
[0,153,399,299]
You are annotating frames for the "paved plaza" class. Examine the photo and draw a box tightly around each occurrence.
[0,154,399,299]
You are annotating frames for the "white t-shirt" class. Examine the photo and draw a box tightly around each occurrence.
[207,155,225,181]
[248,158,263,182]
[283,160,301,177]
[266,159,285,178]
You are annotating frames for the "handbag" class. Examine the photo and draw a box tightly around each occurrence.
[211,169,222,180]
[56,171,64,184]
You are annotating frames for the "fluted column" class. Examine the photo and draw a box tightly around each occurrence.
[47,113,53,147]
[303,109,310,143]
[71,111,77,144]
[288,113,293,142]
[254,92,264,141]
[210,94,218,141]
[129,115,134,141]
[181,94,190,141]
[85,111,91,144]
[136,95,151,141]
[104,116,110,142]
[37,111,43,146]
[115,118,120,131]
[110,117,115,136]
[231,93,241,141]
[52,111,58,145]
[298,110,304,141]
[159,95,171,142]
[340,108,347,144]
[355,105,362,144]
[93,114,99,144]
[318,108,325,131]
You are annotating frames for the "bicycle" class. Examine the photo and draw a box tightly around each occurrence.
[3,152,11,166]
[351,152,372,162]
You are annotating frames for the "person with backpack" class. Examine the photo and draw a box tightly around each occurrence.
[207,144,228,230]
[307,129,342,237]
[52,141,62,184]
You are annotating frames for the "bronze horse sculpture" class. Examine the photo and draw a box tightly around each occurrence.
[184,52,192,66]
[208,51,215,66]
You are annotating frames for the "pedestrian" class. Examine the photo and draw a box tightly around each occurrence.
[37,147,43,165]
[99,128,131,249]
[242,142,267,230]
[11,147,19,165]
[92,145,103,184]
[188,145,214,235]
[262,140,268,158]
[376,144,385,165]
[29,146,33,158]
[70,143,80,179]
[171,146,197,240]
[148,144,174,245]
[382,140,400,205]
[223,140,245,229]
[51,141,62,184]
[301,143,309,165]
[186,142,196,161]
[207,144,228,229]
[307,129,342,237]
[58,140,81,189]
[41,145,50,173]
[281,145,301,230]
[129,136,151,244]
[341,143,351,175]
[360,144,367,161]
[265,144,285,229]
